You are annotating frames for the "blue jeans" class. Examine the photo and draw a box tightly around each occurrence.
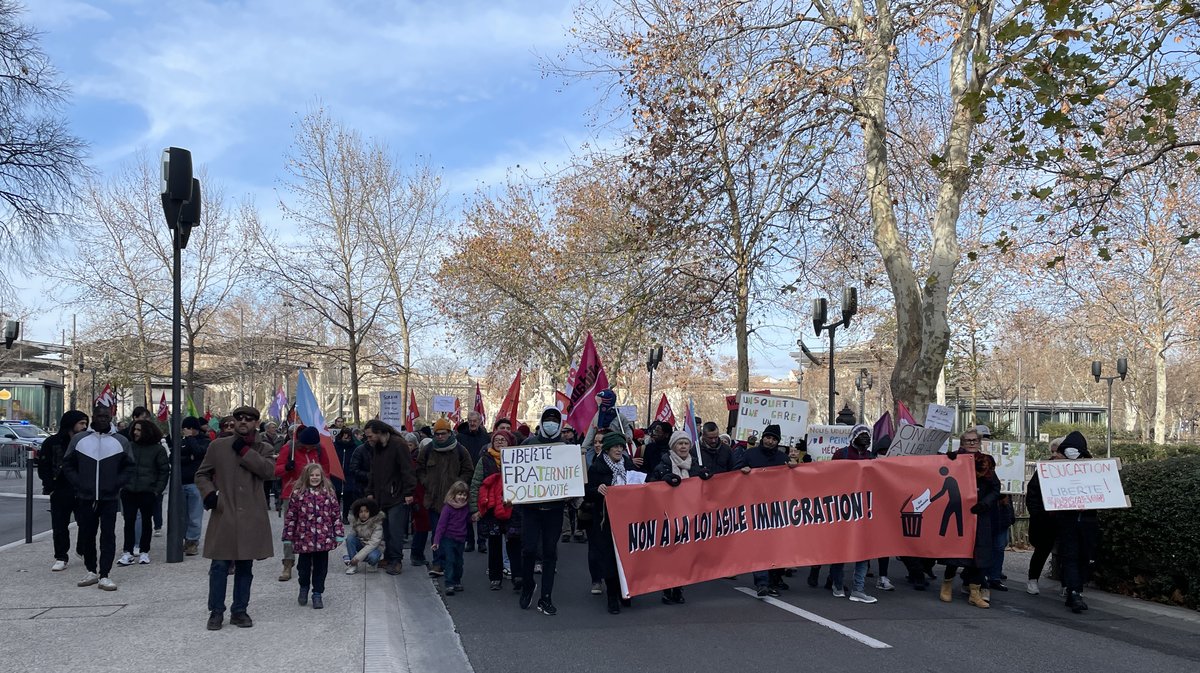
[382,502,408,565]
[440,537,464,586]
[989,528,1009,581]
[346,533,382,566]
[753,568,783,589]
[182,484,204,541]
[829,560,868,593]
[208,560,253,615]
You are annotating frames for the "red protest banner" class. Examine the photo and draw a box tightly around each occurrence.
[606,455,978,597]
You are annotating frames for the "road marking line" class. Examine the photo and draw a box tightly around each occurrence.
[734,586,892,649]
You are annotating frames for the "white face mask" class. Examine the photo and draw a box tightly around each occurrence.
[1063,448,1081,460]
[542,421,560,436]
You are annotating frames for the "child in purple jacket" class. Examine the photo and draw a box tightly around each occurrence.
[432,481,471,594]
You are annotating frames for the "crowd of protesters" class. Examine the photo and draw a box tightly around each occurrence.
[34,392,1102,629]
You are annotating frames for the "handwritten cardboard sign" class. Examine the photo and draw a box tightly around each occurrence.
[885,424,952,458]
[500,443,585,504]
[432,395,457,414]
[379,391,403,429]
[1037,459,1129,511]
[734,392,810,447]
[805,424,853,461]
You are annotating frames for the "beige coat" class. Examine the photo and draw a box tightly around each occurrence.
[195,435,277,561]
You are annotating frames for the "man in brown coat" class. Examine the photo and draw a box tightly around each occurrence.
[416,417,475,577]
[363,419,417,576]
[195,406,276,631]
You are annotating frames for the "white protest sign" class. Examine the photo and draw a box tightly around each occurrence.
[379,391,403,429]
[805,424,853,461]
[924,403,954,432]
[983,441,1027,494]
[501,443,586,504]
[1037,459,1129,511]
[885,424,952,458]
[947,440,1029,494]
[432,395,456,414]
[616,405,638,422]
[735,392,810,447]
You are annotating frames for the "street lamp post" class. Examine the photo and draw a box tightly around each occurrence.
[855,368,874,423]
[161,147,200,564]
[645,346,663,427]
[813,288,858,424]
[1090,358,1128,459]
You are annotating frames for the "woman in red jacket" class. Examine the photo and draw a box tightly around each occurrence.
[274,425,332,582]
[469,430,522,591]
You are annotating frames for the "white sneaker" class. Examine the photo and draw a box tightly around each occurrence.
[346,565,359,575]
[876,577,895,591]
[1026,579,1039,595]
[591,582,603,595]
[116,552,135,567]
[138,553,150,565]
[77,571,99,587]
[365,563,379,573]
[132,547,140,555]
[153,529,163,537]
[849,590,878,604]
[98,577,117,591]
[831,585,845,598]
[51,560,68,572]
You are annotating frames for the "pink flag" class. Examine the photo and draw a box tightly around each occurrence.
[654,394,676,427]
[896,401,917,427]
[565,333,610,432]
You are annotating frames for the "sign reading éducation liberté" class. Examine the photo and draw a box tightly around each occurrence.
[500,443,586,504]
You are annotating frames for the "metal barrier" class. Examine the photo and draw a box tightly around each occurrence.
[0,442,29,478]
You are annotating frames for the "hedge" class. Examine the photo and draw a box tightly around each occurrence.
[1093,455,1200,609]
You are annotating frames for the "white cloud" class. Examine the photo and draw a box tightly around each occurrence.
[67,0,579,161]
[23,0,111,30]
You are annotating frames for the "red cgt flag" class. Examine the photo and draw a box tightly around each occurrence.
[654,393,676,427]
[496,369,522,424]
[155,392,169,422]
[405,390,419,433]
[473,383,486,423]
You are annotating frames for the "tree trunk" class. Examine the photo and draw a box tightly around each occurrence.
[348,341,361,425]
[1153,337,1167,445]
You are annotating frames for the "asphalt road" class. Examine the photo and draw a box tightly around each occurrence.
[0,495,52,547]
[437,538,1200,673]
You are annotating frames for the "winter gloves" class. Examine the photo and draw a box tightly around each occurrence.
[204,492,218,510]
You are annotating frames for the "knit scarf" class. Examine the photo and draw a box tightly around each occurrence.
[668,451,693,479]
[432,435,457,453]
[602,453,627,486]
[487,447,501,467]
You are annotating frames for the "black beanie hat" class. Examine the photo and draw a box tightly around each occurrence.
[762,424,782,440]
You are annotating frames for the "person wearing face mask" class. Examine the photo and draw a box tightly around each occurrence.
[62,407,135,592]
[829,425,881,602]
[582,389,636,455]
[736,424,789,596]
[1024,436,1065,595]
[648,431,713,605]
[1051,431,1099,614]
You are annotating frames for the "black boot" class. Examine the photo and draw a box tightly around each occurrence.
[1066,590,1086,614]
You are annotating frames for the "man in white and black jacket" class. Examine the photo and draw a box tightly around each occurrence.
[64,407,135,591]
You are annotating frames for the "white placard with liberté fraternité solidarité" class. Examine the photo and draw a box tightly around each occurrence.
[500,443,586,504]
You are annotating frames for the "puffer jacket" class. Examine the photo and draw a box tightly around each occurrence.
[478,473,512,521]
[282,488,344,554]
[125,441,171,495]
[348,511,386,563]
[179,434,209,485]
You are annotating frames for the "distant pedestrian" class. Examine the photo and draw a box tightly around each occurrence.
[586,431,637,615]
[647,430,712,606]
[179,416,210,556]
[416,418,475,578]
[469,429,522,592]
[829,425,879,604]
[63,407,134,592]
[333,427,359,522]
[117,419,170,566]
[195,406,277,630]
[1053,431,1100,614]
[283,463,343,610]
[736,423,789,597]
[432,481,471,595]
[1024,436,1065,595]
[37,410,89,572]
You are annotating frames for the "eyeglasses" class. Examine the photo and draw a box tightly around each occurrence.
[434,431,450,437]
[961,437,981,444]
[233,414,256,422]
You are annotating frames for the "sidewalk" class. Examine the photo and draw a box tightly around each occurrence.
[0,502,472,673]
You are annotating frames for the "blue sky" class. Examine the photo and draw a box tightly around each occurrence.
[17,0,804,378]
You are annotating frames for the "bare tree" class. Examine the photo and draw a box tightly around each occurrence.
[0,0,87,302]
[253,107,390,424]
